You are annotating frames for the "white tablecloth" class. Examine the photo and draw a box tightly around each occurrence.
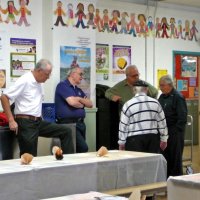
[41,191,128,200]
[0,150,167,200]
[167,173,200,200]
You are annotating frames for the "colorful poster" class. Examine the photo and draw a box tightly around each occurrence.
[96,44,109,81]
[177,79,188,91]
[10,38,36,79]
[181,56,197,77]
[112,45,131,81]
[189,87,198,98]
[157,69,168,88]
[60,46,91,97]
[10,38,36,53]
[0,70,6,88]
[10,53,35,78]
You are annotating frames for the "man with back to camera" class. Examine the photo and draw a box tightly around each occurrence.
[0,59,74,157]
[55,66,93,153]
[105,65,158,111]
[118,80,168,153]
[159,75,187,177]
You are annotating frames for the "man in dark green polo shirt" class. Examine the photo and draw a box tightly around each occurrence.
[105,65,158,111]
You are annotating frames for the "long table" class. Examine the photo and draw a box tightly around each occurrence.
[0,150,167,200]
[167,173,200,200]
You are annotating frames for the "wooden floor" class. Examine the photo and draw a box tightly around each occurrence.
[156,145,200,200]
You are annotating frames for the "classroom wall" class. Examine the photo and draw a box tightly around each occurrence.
[96,0,200,87]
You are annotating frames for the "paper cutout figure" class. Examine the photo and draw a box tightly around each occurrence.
[54,1,66,26]
[190,20,198,41]
[75,3,87,29]
[177,19,184,39]
[183,20,190,40]
[110,10,120,33]
[18,0,31,26]
[119,12,128,34]
[147,16,154,36]
[1,1,18,24]
[138,14,147,37]
[86,3,95,29]
[127,13,137,37]
[169,17,177,38]
[66,3,74,27]
[101,9,110,33]
[94,8,102,32]
[155,17,162,38]
[161,17,169,38]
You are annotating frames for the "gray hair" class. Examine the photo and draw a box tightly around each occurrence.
[159,75,174,86]
[125,65,138,76]
[134,86,148,94]
[35,59,53,70]
[66,67,80,77]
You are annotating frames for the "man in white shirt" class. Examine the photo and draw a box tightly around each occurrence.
[118,80,168,153]
[1,59,74,157]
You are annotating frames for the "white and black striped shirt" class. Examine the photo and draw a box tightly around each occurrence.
[118,93,168,145]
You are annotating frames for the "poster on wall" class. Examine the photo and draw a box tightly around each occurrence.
[112,45,131,81]
[10,53,36,78]
[10,38,36,53]
[96,43,109,81]
[174,54,199,99]
[157,69,168,88]
[10,38,36,80]
[60,46,91,97]
[0,70,6,89]
[181,56,197,77]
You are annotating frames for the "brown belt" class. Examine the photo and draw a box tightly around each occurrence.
[15,114,42,121]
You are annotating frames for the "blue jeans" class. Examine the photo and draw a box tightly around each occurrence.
[76,121,88,153]
[57,118,88,153]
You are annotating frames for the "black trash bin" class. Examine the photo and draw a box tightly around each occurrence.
[0,126,15,160]
[96,84,119,150]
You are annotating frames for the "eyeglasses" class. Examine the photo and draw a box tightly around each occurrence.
[75,72,84,77]
[128,73,140,78]
[42,70,51,77]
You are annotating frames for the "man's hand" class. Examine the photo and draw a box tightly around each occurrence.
[160,141,167,151]
[119,144,125,151]
[9,119,18,135]
[112,95,121,102]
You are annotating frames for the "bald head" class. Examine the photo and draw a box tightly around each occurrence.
[125,65,140,85]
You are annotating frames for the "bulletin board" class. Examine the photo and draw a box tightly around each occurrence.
[174,53,199,99]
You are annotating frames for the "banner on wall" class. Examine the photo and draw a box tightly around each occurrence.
[157,69,168,88]
[174,54,199,99]
[112,45,131,81]
[10,38,36,80]
[60,46,91,97]
[96,43,109,81]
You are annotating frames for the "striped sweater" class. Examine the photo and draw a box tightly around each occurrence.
[118,92,168,145]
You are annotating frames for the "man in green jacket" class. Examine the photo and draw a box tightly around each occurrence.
[105,65,158,111]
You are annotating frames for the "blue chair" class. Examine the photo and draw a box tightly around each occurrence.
[42,103,76,153]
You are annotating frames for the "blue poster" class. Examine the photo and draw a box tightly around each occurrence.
[60,46,91,97]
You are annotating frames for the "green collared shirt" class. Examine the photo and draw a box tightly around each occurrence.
[105,79,158,109]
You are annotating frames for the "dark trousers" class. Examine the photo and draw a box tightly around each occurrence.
[57,119,88,153]
[162,129,185,178]
[16,118,74,156]
[125,134,160,153]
